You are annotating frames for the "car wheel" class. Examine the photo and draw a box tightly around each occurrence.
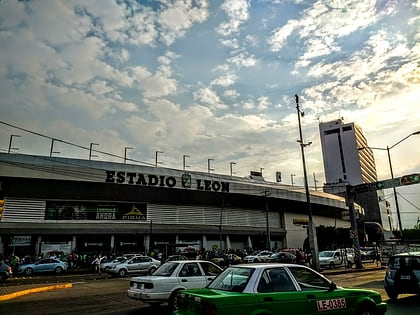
[118,269,127,277]
[329,262,335,269]
[24,267,34,276]
[148,267,156,275]
[253,259,258,263]
[347,261,353,268]
[55,266,63,274]
[0,273,6,283]
[385,287,398,300]
[356,302,378,315]
[168,289,182,311]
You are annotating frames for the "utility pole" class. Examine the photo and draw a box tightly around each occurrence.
[345,185,363,269]
[295,94,319,271]
[263,191,271,250]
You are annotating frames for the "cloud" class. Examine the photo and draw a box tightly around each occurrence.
[216,0,250,36]
[193,87,227,110]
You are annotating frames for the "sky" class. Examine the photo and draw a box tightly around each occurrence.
[0,0,419,228]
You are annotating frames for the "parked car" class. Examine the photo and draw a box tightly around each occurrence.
[164,255,189,263]
[100,256,128,272]
[319,250,354,269]
[106,255,161,277]
[243,251,273,263]
[174,263,387,315]
[0,261,13,282]
[127,260,222,309]
[211,253,242,266]
[17,258,68,276]
[265,251,296,263]
[384,251,420,300]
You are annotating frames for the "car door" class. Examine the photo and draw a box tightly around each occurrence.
[288,266,350,314]
[177,262,207,289]
[126,256,142,273]
[199,261,222,285]
[255,267,306,314]
[36,259,52,273]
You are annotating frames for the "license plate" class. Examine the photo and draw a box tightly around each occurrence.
[400,275,411,280]
[316,298,346,311]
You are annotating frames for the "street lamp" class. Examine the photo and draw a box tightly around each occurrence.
[230,162,236,176]
[208,159,214,173]
[183,155,190,171]
[49,139,60,157]
[155,151,163,167]
[358,130,420,234]
[124,147,133,164]
[7,134,21,153]
[89,143,99,160]
[295,94,319,271]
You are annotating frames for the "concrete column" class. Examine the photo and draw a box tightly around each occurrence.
[110,235,115,253]
[226,235,232,250]
[35,235,42,257]
[0,236,3,256]
[71,235,77,252]
[144,235,150,254]
[202,235,208,250]
[247,235,253,249]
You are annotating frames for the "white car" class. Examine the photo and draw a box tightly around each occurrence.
[106,255,161,277]
[243,250,273,263]
[127,260,222,309]
[319,250,354,269]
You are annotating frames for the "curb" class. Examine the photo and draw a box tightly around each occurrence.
[0,283,73,302]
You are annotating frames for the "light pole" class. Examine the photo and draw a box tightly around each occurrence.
[230,162,236,176]
[295,94,319,271]
[124,147,133,164]
[291,174,296,186]
[208,159,214,173]
[155,151,163,167]
[183,155,190,171]
[7,134,20,153]
[89,143,99,160]
[49,139,60,157]
[358,131,420,234]
[263,190,271,250]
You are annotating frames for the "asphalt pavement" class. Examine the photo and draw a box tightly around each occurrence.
[0,262,384,302]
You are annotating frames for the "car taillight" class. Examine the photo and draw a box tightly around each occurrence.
[202,303,217,315]
[7,267,12,274]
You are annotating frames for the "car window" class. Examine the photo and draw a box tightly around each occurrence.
[390,256,420,270]
[154,262,178,276]
[200,262,220,276]
[289,267,330,290]
[208,267,254,292]
[179,263,202,277]
[257,268,295,292]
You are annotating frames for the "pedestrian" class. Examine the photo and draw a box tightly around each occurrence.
[92,255,103,275]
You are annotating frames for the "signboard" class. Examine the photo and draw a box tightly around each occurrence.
[350,174,420,193]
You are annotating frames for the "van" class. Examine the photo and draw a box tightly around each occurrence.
[319,249,354,269]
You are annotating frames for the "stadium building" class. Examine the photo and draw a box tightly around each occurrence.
[0,153,355,258]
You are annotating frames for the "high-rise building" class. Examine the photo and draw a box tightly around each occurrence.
[319,119,385,225]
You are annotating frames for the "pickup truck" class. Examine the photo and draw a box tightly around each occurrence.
[319,249,354,269]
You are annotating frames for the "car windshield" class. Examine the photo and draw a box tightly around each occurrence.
[208,267,254,292]
[319,251,334,258]
[152,262,178,276]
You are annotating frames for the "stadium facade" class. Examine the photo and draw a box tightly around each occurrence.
[0,153,354,257]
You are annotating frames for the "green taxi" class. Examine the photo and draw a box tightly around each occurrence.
[174,263,386,315]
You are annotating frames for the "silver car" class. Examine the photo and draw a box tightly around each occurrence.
[106,255,161,277]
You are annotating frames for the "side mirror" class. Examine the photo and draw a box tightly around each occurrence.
[328,282,337,292]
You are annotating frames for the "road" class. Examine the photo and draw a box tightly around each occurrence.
[0,269,419,314]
